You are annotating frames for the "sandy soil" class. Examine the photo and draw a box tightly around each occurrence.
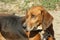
[49,11,60,40]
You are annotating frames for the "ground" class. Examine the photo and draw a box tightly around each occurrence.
[49,11,60,40]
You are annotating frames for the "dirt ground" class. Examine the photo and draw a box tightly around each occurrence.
[49,11,60,40]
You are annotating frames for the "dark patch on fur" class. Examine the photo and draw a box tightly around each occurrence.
[45,23,55,40]
[0,15,28,40]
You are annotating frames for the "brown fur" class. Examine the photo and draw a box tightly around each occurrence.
[26,31,41,40]
[25,6,55,40]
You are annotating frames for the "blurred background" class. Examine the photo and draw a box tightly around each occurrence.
[0,0,60,15]
[0,0,60,40]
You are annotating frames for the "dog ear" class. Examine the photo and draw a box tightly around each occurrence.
[41,10,53,30]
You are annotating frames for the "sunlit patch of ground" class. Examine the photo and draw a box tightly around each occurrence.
[49,11,60,40]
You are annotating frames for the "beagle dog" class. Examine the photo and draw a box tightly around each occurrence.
[24,6,55,40]
[0,14,41,40]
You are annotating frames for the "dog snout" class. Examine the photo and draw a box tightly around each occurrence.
[23,24,27,29]
[23,26,26,29]
[23,23,27,29]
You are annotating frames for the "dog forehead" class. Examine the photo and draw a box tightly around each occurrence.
[27,6,44,16]
[30,9,41,16]
[28,6,43,15]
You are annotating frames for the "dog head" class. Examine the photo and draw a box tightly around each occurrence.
[23,6,53,31]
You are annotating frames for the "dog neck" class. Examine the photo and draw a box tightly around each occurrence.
[39,30,52,40]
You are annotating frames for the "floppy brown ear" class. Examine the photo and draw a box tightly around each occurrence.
[42,10,53,30]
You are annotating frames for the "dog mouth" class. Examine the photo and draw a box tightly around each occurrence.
[23,21,43,32]
[26,23,43,32]
[32,24,42,31]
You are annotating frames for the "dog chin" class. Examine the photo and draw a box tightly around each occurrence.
[26,27,34,31]
[37,25,42,30]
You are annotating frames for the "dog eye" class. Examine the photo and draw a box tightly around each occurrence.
[31,14,35,18]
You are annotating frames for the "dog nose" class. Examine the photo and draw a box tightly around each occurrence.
[23,26,26,29]
[23,26,28,32]
[23,22,27,29]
